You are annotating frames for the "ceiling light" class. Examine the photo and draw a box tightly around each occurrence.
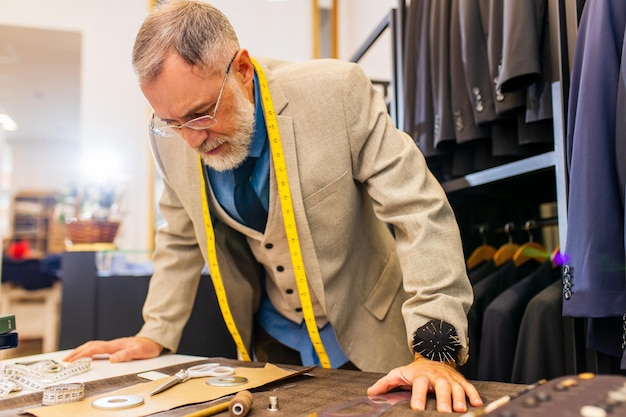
[0,114,18,131]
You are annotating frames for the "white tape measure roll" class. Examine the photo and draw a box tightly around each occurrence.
[1,358,92,395]
[42,383,85,405]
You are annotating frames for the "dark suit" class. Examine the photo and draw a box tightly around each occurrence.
[563,0,626,367]
[430,0,455,149]
[499,0,554,149]
[403,0,433,154]
[458,0,499,126]
[461,260,539,379]
[481,0,526,116]
[404,0,446,162]
[467,258,497,286]
[477,259,559,382]
[449,0,490,145]
[498,0,543,94]
[619,32,626,371]
[449,0,491,177]
[513,0,554,124]
[511,280,566,384]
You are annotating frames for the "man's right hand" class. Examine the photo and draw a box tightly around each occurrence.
[63,336,163,363]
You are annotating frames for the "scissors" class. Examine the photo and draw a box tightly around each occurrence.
[149,363,235,396]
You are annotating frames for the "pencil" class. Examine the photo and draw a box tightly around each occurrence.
[182,401,229,417]
[182,390,253,417]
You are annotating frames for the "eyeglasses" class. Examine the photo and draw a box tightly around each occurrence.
[151,52,238,138]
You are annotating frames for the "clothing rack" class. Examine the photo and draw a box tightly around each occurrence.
[352,0,615,379]
[492,218,559,235]
[388,0,603,378]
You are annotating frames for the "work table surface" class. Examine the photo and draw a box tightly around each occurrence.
[0,354,523,416]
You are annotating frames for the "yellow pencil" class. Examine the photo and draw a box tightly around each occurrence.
[182,390,253,417]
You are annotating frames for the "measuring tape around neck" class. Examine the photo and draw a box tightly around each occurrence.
[197,57,330,368]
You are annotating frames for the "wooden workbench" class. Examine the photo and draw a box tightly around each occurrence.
[0,353,523,417]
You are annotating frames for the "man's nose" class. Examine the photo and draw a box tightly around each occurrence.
[183,128,210,149]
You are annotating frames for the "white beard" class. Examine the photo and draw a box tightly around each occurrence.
[198,82,255,171]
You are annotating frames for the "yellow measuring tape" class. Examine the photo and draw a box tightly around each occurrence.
[197,57,331,368]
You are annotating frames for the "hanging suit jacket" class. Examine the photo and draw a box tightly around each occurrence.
[462,260,517,380]
[458,0,499,126]
[404,0,438,158]
[500,0,554,148]
[564,0,626,367]
[462,259,541,380]
[617,10,626,373]
[139,57,474,373]
[449,0,492,177]
[500,0,554,124]
[511,279,566,383]
[404,0,454,181]
[430,0,456,149]
[477,259,559,382]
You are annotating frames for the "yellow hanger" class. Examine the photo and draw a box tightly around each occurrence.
[493,222,520,268]
[512,220,548,267]
[466,225,496,270]
[550,245,563,269]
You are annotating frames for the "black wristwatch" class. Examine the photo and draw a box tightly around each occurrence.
[412,320,461,364]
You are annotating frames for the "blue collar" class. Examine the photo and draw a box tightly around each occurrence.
[248,71,267,157]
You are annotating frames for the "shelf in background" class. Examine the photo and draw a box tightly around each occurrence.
[442,151,557,193]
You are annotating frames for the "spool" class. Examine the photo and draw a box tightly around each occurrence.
[267,395,279,412]
[229,390,253,416]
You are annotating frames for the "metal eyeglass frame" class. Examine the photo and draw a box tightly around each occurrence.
[150,51,239,138]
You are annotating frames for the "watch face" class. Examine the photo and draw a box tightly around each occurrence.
[412,320,461,363]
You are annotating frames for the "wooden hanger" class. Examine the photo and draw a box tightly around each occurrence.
[493,222,520,268]
[466,225,496,270]
[513,220,548,267]
[550,245,563,269]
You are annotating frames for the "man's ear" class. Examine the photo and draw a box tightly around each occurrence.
[234,49,255,87]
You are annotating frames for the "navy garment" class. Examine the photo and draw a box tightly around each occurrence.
[1,258,59,290]
[564,0,626,366]
[461,260,538,379]
[512,280,566,383]
[617,22,626,372]
[467,258,497,286]
[477,259,559,382]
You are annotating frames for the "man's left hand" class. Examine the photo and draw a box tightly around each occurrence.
[367,357,483,413]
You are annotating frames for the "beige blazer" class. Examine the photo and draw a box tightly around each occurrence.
[138,57,473,373]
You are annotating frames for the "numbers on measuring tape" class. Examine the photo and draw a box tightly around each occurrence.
[195,58,331,368]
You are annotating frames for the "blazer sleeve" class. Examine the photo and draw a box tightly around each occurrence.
[135,134,207,352]
[343,62,474,363]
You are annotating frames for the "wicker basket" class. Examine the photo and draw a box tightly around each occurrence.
[66,220,120,244]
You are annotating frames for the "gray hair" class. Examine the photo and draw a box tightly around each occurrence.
[132,0,240,85]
